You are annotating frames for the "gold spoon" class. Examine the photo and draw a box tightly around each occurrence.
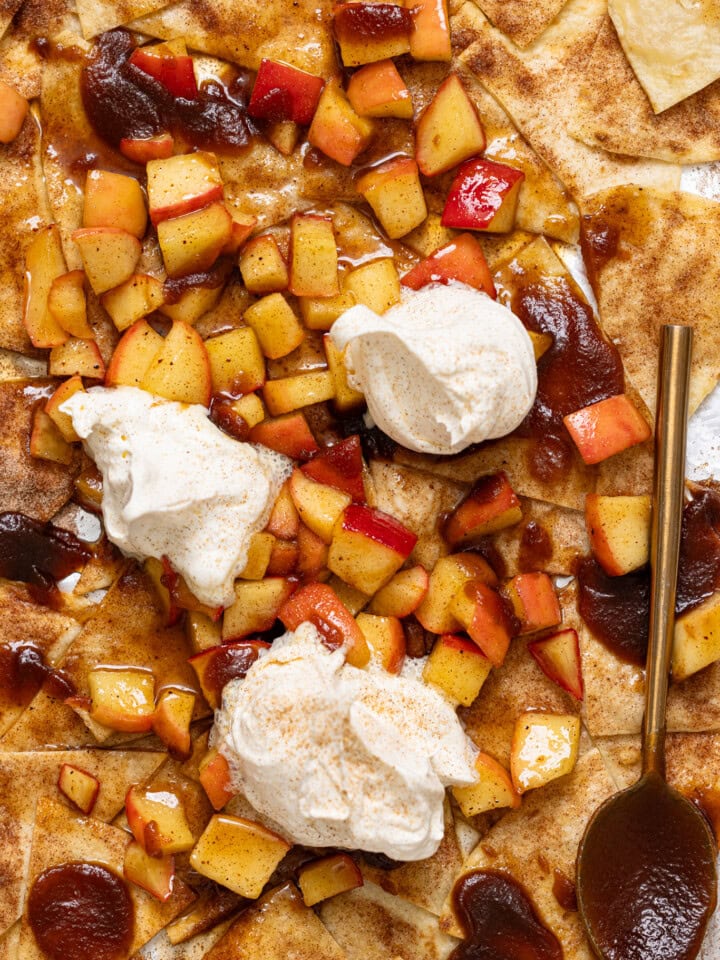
[576,325,717,960]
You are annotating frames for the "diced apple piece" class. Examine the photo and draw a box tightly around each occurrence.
[120,132,174,164]
[416,553,497,634]
[147,152,224,225]
[222,578,294,640]
[264,370,335,415]
[83,170,147,239]
[299,291,357,331]
[250,412,320,459]
[48,271,92,339]
[205,326,265,395]
[289,214,339,298]
[356,157,427,240]
[190,640,271,707]
[266,120,301,156]
[404,212,456,257]
[444,472,522,546]
[190,814,291,898]
[334,2,412,66]
[585,493,651,577]
[289,468,352,543]
[673,592,720,681]
[356,612,405,673]
[529,330,553,360]
[72,227,141,295]
[297,523,330,579]
[101,274,164,332]
[298,854,363,906]
[159,283,224,325]
[328,576,370,616]
[442,158,524,233]
[105,319,164,388]
[505,572,561,635]
[45,376,84,442]
[302,435,366,502]
[23,225,69,348]
[308,79,374,166]
[510,712,581,794]
[199,749,235,810]
[423,633,492,706]
[563,394,651,465]
[185,610,222,653]
[401,233,496,298]
[239,234,289,293]
[408,0,451,61]
[343,258,400,314]
[528,628,584,701]
[74,463,103,512]
[450,580,515,667]
[452,752,520,816]
[152,688,196,759]
[29,409,73,465]
[141,319,212,405]
[328,504,417,595]
[49,338,106,379]
[347,60,413,118]
[248,59,325,124]
[124,841,175,902]
[415,74,485,177]
[129,46,198,99]
[244,293,305,359]
[158,202,232,279]
[267,538,299,576]
[369,565,429,617]
[239,531,275,580]
[126,783,194,855]
[230,392,265,429]
[144,556,180,627]
[223,209,257,255]
[323,335,365,412]
[57,763,100,815]
[88,667,155,732]
[279,581,369,667]
[0,80,28,142]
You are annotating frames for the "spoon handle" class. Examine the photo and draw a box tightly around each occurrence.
[642,324,693,778]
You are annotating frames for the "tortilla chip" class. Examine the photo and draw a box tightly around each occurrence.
[571,17,720,164]
[0,749,164,936]
[320,881,457,960]
[0,0,23,41]
[0,351,46,383]
[465,0,570,48]
[492,499,588,576]
[134,919,235,960]
[129,0,337,74]
[75,0,174,39]
[0,0,79,99]
[18,798,195,958]
[440,748,614,954]
[0,923,19,960]
[205,882,347,960]
[608,0,720,114]
[458,0,682,201]
[581,187,720,417]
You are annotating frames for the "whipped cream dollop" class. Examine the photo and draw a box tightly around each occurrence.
[214,623,478,861]
[61,386,291,607]
[330,282,537,456]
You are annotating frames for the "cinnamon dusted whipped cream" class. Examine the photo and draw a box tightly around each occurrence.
[214,623,479,861]
[330,281,537,456]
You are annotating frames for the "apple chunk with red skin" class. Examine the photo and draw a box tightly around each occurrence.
[355,612,405,673]
[141,319,212,406]
[87,667,155,733]
[189,640,270,709]
[407,0,451,61]
[83,169,148,239]
[510,712,581,794]
[504,572,561,635]
[415,74,486,177]
[250,413,320,461]
[248,59,325,124]
[528,628,584,701]
[126,783,195,855]
[450,580,517,668]
[146,152,224,225]
[369,565,428,618]
[199,748,235,811]
[402,234,496,299]
[423,633,492,706]
[334,2,412,66]
[105,319,164,389]
[45,376,84,442]
[444,472,522,546]
[124,840,176,902]
[356,157,427,240]
[416,553,497,634]
[222,578,295,641]
[301,435,366,502]
[23,225,69,348]
[120,133,174,164]
[190,814,291,898]
[289,468,352,543]
[585,493,651,576]
[298,854,363,906]
[152,688,196,760]
[130,46,198,99]
[452,752,520,816]
[347,60,413,119]
[442,158,525,233]
[308,79,374,167]
[563,394,651,465]
[279,582,370,668]
[328,504,418,595]
[0,80,28,143]
[57,763,100,815]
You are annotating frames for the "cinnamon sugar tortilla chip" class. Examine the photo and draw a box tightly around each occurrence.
[595,732,720,796]
[18,798,195,959]
[458,0,681,201]
[134,919,235,960]
[581,186,720,417]
[465,0,570,48]
[608,0,720,114]
[75,0,174,39]
[0,749,164,936]
[128,0,337,74]
[571,17,720,164]
[0,0,23,41]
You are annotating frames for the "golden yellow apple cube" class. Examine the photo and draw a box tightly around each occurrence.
[244,293,305,359]
[190,815,291,898]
